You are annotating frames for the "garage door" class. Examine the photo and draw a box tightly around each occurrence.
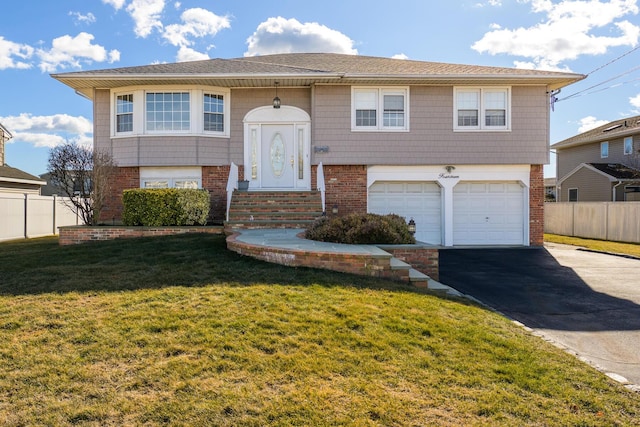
[368,181,441,244]
[453,182,524,245]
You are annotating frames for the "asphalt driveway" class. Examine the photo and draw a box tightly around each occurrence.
[439,243,640,389]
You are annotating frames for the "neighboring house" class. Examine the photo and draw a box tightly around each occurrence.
[552,115,640,202]
[0,122,46,194]
[52,53,583,246]
[544,177,556,201]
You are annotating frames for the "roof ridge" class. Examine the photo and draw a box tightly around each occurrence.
[228,56,333,74]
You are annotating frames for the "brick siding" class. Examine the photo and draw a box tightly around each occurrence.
[529,164,544,246]
[100,167,139,223]
[313,164,367,216]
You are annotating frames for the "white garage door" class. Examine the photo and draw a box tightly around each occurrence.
[453,181,525,245]
[368,181,442,244]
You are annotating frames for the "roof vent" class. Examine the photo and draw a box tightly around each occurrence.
[603,124,623,132]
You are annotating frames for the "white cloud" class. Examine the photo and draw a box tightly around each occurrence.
[0,113,93,148]
[69,11,97,25]
[102,0,127,10]
[126,0,166,38]
[0,36,34,70]
[163,8,230,47]
[176,46,209,62]
[472,0,640,70]
[630,93,640,111]
[392,53,409,60]
[37,32,121,72]
[245,17,357,57]
[578,115,610,133]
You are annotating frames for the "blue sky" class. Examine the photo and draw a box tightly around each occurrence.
[1,0,639,178]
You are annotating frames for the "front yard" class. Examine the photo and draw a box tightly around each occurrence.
[0,235,638,426]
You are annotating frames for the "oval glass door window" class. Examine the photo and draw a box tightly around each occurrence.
[270,132,285,177]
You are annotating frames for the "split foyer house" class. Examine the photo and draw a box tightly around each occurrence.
[52,53,584,246]
[552,115,640,202]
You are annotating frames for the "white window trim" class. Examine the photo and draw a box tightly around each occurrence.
[140,167,202,189]
[351,86,410,132]
[453,87,511,132]
[624,137,633,155]
[111,86,230,138]
[601,141,609,158]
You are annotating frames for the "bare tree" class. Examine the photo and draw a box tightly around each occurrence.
[47,143,117,225]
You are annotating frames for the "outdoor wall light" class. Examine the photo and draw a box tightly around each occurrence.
[273,82,281,109]
[408,218,416,235]
[332,204,338,215]
[444,165,456,173]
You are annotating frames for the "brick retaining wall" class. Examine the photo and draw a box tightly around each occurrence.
[59,225,223,245]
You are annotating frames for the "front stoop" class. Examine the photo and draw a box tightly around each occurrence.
[225,190,323,231]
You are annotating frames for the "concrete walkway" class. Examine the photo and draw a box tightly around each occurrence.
[230,228,458,294]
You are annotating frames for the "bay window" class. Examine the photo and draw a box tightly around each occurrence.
[112,87,229,137]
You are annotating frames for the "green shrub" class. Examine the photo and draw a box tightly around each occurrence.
[305,213,415,244]
[122,189,210,226]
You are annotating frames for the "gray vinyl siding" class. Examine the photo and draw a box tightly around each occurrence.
[311,85,550,165]
[557,135,640,179]
[95,84,547,167]
[559,168,612,201]
[230,88,311,164]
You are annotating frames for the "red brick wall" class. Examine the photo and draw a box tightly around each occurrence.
[529,164,544,246]
[100,167,139,223]
[313,164,367,216]
[202,165,235,223]
[384,247,439,280]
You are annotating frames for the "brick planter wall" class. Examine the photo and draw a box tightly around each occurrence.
[59,226,223,245]
[226,232,396,278]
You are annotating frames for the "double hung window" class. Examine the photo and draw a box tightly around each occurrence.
[116,94,133,133]
[624,137,633,155]
[454,87,510,131]
[352,87,409,131]
[601,141,609,158]
[204,93,224,132]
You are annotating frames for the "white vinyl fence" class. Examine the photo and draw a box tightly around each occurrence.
[545,202,640,244]
[0,193,80,242]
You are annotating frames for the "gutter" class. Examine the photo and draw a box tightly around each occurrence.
[611,181,624,202]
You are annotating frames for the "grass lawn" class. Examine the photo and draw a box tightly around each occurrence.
[1,235,639,426]
[545,233,640,258]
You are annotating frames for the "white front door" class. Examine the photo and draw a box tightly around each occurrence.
[243,106,311,190]
[261,124,295,188]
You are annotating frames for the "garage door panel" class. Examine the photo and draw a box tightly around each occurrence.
[369,181,442,245]
[453,181,524,245]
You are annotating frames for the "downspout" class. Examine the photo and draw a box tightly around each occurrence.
[612,181,624,202]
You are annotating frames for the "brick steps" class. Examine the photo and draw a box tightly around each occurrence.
[226,190,323,230]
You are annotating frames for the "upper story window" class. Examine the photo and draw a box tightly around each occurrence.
[116,94,133,133]
[601,141,609,158]
[204,93,224,132]
[112,87,230,138]
[352,87,409,131]
[454,87,510,131]
[624,136,633,155]
[146,92,190,132]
